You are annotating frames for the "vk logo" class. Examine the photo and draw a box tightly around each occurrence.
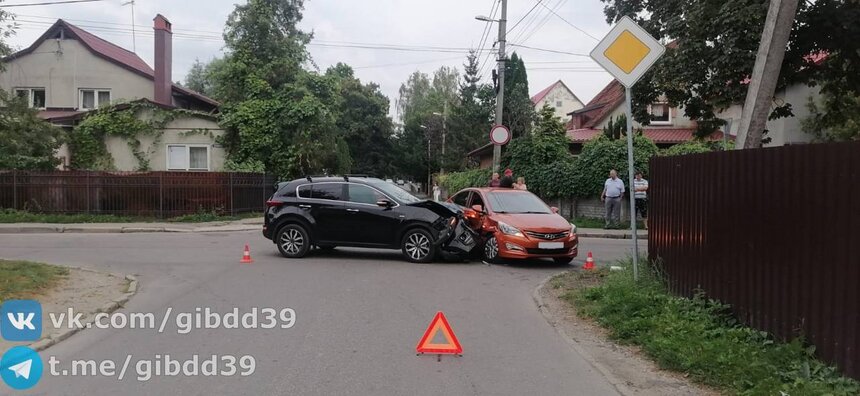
[0,346,43,390]
[1,300,42,341]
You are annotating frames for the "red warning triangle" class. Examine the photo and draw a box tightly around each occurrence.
[416,312,462,354]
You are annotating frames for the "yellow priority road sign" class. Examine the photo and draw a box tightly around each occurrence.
[590,16,665,88]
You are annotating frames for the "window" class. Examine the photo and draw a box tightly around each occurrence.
[14,88,46,109]
[555,100,563,108]
[79,89,111,109]
[486,191,551,214]
[298,185,312,199]
[166,145,209,171]
[649,103,672,125]
[470,192,485,211]
[451,192,470,207]
[348,184,386,205]
[311,183,344,201]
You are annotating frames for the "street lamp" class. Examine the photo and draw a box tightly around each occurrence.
[475,0,508,174]
[431,106,447,174]
[475,15,498,22]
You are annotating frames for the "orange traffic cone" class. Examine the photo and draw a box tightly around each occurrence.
[240,244,253,264]
[583,251,595,270]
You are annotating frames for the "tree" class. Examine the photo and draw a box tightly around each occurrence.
[503,106,575,198]
[448,51,495,170]
[183,58,226,98]
[0,3,13,65]
[503,52,536,138]
[325,63,396,177]
[602,114,626,140]
[214,0,350,177]
[0,89,64,170]
[600,0,833,140]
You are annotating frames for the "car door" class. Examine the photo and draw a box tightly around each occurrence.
[345,183,401,246]
[298,183,349,243]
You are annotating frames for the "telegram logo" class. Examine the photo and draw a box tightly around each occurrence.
[1,300,42,341]
[1,346,43,390]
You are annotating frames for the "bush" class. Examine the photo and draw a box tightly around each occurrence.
[662,140,733,156]
[437,168,492,193]
[503,133,577,198]
[572,134,659,197]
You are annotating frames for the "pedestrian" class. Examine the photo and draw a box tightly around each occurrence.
[499,169,514,188]
[432,182,441,202]
[601,169,625,229]
[489,172,501,187]
[634,171,648,229]
[514,177,528,191]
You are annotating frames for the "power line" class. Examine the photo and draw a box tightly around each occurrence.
[519,0,568,44]
[353,56,466,70]
[477,0,503,80]
[535,0,600,41]
[510,0,556,43]
[506,0,541,36]
[508,43,590,57]
[474,0,498,53]
[0,0,104,7]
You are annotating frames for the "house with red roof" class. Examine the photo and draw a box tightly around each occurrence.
[530,80,584,122]
[1,15,224,171]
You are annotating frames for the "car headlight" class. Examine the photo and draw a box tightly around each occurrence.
[498,221,523,237]
[570,223,577,235]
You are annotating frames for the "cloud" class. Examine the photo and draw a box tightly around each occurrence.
[4,0,614,115]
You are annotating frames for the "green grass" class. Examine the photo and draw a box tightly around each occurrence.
[0,260,69,301]
[570,216,645,230]
[0,209,261,224]
[564,261,860,396]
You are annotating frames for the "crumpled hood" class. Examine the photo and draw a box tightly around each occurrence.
[493,213,571,232]
[408,200,460,217]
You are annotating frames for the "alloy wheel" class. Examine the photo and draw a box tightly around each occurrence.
[405,232,431,261]
[280,228,305,255]
[484,236,499,260]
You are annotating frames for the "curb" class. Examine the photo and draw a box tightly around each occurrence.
[578,233,648,240]
[532,273,636,396]
[29,271,139,353]
[0,225,260,234]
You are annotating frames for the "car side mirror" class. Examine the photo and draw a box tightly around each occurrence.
[550,206,559,214]
[471,204,485,214]
[377,199,393,208]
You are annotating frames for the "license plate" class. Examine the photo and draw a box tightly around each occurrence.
[538,242,564,249]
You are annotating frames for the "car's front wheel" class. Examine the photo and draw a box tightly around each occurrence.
[277,224,311,258]
[401,228,436,263]
[483,235,502,263]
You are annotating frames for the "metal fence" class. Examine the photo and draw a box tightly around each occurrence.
[648,140,860,380]
[0,170,276,217]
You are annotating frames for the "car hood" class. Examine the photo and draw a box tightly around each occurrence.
[408,200,460,217]
[492,213,571,232]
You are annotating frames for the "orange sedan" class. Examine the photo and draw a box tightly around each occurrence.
[448,188,578,264]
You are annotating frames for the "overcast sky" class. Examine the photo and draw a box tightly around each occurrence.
[4,0,615,118]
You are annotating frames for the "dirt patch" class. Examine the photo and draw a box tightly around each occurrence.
[537,270,720,396]
[0,267,131,352]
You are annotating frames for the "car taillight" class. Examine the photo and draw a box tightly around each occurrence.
[266,200,284,208]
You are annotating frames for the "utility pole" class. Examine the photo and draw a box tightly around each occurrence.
[735,0,799,148]
[435,102,448,174]
[492,0,508,173]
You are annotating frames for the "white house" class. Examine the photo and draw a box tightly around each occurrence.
[0,15,225,171]
[530,80,584,122]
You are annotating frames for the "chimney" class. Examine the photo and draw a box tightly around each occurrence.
[153,14,173,105]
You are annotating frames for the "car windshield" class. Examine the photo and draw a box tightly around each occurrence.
[368,180,422,204]
[486,191,552,214]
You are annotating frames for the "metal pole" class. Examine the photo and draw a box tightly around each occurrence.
[441,101,447,174]
[491,0,508,173]
[229,172,235,216]
[427,137,432,194]
[12,170,18,210]
[159,172,164,219]
[624,87,640,281]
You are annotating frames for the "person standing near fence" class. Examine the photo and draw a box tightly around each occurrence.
[601,169,625,229]
[432,182,441,202]
[633,171,648,230]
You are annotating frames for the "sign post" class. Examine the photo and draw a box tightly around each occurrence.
[590,16,665,281]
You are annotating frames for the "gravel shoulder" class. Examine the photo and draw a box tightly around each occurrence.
[0,267,134,352]
[536,270,720,396]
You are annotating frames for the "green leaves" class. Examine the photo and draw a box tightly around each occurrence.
[0,89,65,170]
[571,134,660,197]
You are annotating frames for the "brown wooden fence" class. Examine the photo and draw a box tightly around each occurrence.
[0,171,276,217]
[648,140,860,380]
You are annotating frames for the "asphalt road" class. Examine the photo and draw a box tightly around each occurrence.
[0,232,640,396]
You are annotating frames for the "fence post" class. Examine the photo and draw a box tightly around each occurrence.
[12,170,18,211]
[85,172,90,214]
[229,172,235,216]
[159,173,164,219]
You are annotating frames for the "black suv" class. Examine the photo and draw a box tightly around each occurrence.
[263,176,477,262]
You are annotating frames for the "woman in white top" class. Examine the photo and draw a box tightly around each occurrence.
[513,177,528,191]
